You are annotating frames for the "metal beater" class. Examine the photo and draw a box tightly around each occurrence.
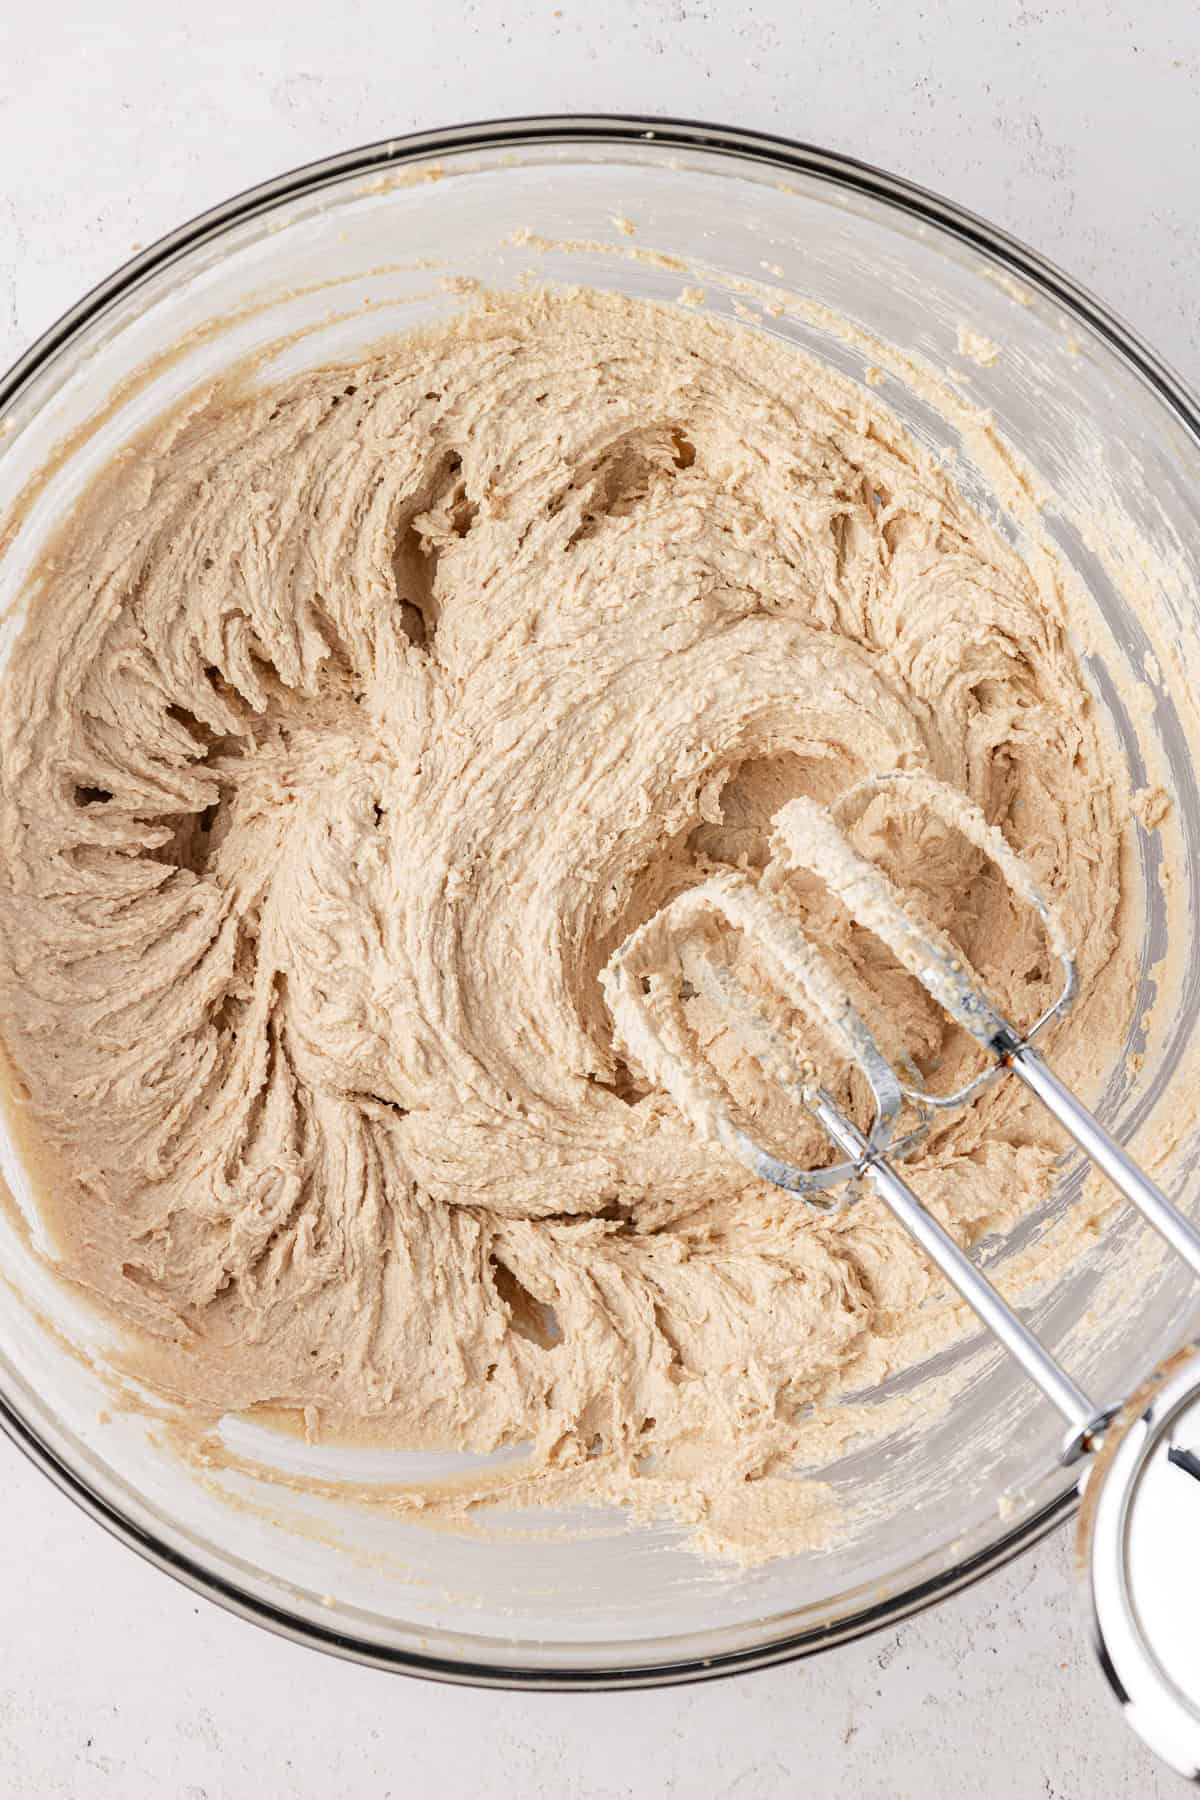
[603,771,1200,1778]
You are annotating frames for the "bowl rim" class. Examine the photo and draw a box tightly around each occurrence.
[2,110,1197,1690]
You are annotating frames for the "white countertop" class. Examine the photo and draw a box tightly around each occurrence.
[2,3,1197,1793]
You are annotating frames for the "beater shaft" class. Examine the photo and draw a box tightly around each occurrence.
[1007,1044,1200,1281]
[812,1092,1109,1457]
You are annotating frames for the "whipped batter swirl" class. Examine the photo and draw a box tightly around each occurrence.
[0,290,1128,1547]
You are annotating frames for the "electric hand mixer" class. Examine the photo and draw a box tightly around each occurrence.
[603,771,1200,1780]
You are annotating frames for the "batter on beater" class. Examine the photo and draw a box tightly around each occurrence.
[0,287,1135,1555]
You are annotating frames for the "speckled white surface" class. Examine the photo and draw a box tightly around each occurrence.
[1,2,1198,1793]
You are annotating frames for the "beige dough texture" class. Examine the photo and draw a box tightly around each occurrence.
[0,288,1134,1551]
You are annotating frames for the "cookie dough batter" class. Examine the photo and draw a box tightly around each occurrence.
[0,289,1132,1547]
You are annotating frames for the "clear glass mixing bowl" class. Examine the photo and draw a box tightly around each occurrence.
[2,116,1200,1687]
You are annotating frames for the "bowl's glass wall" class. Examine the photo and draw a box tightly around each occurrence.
[2,126,1200,1679]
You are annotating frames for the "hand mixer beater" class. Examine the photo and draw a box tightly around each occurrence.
[603,770,1200,1779]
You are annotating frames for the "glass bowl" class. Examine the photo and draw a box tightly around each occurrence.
[2,115,1200,1688]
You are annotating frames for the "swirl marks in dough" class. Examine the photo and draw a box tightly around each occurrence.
[0,289,1127,1545]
